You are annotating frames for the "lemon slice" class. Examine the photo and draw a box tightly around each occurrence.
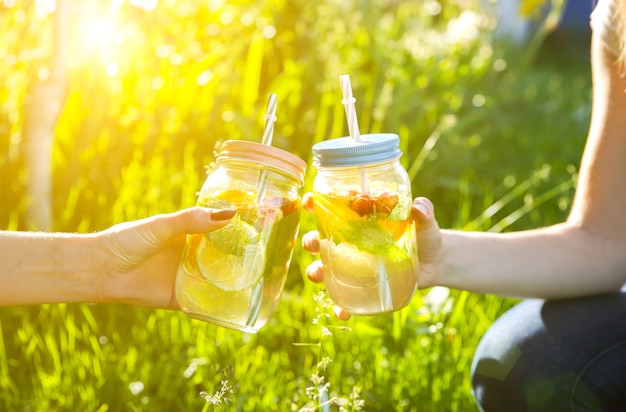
[197,219,266,291]
[320,240,380,284]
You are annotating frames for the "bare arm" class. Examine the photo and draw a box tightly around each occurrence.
[0,207,234,307]
[433,33,626,299]
[302,31,626,305]
[0,231,98,305]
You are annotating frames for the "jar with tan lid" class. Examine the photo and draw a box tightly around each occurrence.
[175,140,307,333]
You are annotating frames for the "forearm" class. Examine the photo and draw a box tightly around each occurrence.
[435,35,626,300]
[438,223,626,299]
[0,231,100,305]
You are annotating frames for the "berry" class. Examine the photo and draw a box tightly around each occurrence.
[346,191,399,217]
[375,192,398,216]
[349,194,375,216]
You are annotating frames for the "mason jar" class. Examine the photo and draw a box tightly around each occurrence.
[176,140,307,333]
[312,133,418,315]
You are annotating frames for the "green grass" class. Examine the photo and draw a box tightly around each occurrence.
[0,1,591,410]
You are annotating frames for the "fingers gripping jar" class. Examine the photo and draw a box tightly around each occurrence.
[312,133,419,315]
[176,140,307,333]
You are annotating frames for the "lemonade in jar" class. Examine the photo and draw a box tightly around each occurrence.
[312,133,419,315]
[175,140,306,333]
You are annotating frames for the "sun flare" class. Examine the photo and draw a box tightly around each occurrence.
[74,12,122,63]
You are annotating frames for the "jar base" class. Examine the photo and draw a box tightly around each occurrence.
[341,301,412,316]
[182,309,261,334]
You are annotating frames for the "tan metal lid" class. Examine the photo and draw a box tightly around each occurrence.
[217,140,307,186]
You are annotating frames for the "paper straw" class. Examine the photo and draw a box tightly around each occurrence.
[246,279,263,328]
[339,74,361,142]
[256,93,278,205]
[339,74,369,193]
[261,93,277,146]
[377,261,393,312]
[249,93,278,327]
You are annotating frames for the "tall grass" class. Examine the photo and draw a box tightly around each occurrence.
[0,0,591,410]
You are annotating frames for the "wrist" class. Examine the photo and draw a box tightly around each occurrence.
[54,233,102,304]
[430,229,454,289]
[0,231,101,306]
[84,233,108,303]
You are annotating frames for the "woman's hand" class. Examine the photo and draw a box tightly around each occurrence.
[409,196,444,290]
[301,193,443,319]
[95,207,235,309]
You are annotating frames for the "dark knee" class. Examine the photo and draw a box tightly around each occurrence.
[471,348,524,411]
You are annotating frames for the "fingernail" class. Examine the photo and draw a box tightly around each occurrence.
[303,234,319,252]
[306,265,323,283]
[334,306,350,321]
[414,202,429,217]
[211,209,236,221]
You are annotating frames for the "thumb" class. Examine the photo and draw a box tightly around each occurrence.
[102,207,236,264]
[411,197,443,261]
[147,207,236,243]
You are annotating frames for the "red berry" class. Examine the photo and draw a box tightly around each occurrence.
[349,194,375,216]
[375,192,398,216]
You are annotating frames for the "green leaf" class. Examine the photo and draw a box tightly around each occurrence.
[338,219,409,262]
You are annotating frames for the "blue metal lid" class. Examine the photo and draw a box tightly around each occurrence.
[312,133,401,167]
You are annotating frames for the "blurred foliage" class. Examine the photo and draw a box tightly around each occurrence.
[0,0,591,410]
[0,0,588,232]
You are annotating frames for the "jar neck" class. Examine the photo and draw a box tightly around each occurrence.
[315,157,400,173]
[218,159,303,188]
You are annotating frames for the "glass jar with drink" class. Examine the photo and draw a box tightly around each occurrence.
[175,140,307,333]
[312,133,419,315]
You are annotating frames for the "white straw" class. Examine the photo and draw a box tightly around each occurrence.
[249,93,278,328]
[261,93,277,146]
[339,74,361,142]
[256,93,277,205]
[339,74,369,193]
[377,261,393,312]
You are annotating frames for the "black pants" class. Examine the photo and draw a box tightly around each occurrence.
[471,293,626,411]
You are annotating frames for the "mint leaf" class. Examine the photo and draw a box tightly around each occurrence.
[338,219,409,262]
[264,209,301,268]
[205,215,259,255]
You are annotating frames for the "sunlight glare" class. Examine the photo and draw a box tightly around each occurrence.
[35,0,55,14]
[75,13,123,63]
[446,11,481,44]
[129,0,157,12]
[196,70,214,86]
[80,17,116,48]
[106,63,119,77]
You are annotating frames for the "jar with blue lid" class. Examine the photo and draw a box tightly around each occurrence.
[312,133,419,315]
